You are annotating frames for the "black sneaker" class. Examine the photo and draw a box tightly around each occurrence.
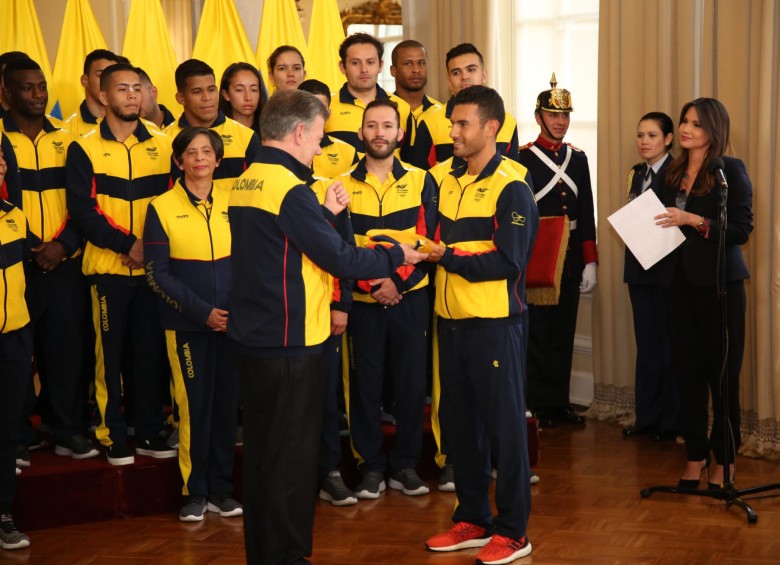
[15,445,30,468]
[319,470,358,506]
[55,435,99,460]
[106,442,135,466]
[136,437,177,459]
[206,494,243,517]
[388,468,430,496]
[179,496,206,522]
[354,470,386,499]
[438,463,455,492]
[0,514,30,550]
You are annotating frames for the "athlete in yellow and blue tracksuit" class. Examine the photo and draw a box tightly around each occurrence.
[66,118,173,458]
[0,200,36,522]
[435,151,538,543]
[2,113,90,448]
[339,157,437,478]
[144,177,238,501]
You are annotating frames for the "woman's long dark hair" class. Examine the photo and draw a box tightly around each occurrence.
[665,98,731,196]
[219,62,266,134]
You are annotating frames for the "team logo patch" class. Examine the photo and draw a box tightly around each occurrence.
[221,134,233,146]
[146,147,159,160]
[52,141,65,155]
[5,218,19,232]
[474,187,488,201]
[221,211,229,222]
[511,212,526,226]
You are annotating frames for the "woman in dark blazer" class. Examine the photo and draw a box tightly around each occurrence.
[622,112,678,441]
[655,98,753,489]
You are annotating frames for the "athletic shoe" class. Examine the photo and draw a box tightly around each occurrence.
[354,470,386,499]
[530,472,540,485]
[438,464,455,492]
[0,514,30,550]
[54,435,99,460]
[319,470,358,506]
[136,437,177,459]
[106,442,135,466]
[15,445,30,468]
[179,496,206,522]
[388,468,430,496]
[206,494,243,517]
[166,429,179,449]
[425,522,491,552]
[476,534,532,564]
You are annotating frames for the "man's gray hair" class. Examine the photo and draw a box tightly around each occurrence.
[260,90,330,142]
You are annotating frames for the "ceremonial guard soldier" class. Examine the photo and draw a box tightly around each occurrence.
[518,74,597,427]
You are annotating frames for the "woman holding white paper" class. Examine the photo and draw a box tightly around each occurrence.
[622,112,678,442]
[654,98,753,490]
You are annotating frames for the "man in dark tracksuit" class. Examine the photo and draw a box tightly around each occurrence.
[518,75,598,428]
[2,59,97,460]
[228,90,425,565]
[339,99,437,499]
[424,85,538,565]
[0,197,35,550]
[66,64,174,465]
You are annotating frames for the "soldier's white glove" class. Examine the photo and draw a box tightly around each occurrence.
[579,262,597,293]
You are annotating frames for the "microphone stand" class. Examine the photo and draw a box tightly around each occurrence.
[640,163,780,524]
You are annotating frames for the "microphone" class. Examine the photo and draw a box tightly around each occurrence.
[710,157,728,189]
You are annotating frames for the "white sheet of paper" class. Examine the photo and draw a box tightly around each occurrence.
[607,189,685,270]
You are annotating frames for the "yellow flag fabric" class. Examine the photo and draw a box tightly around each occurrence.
[122,0,179,113]
[51,0,107,120]
[0,0,59,116]
[192,0,258,88]
[256,0,310,95]
[306,0,346,95]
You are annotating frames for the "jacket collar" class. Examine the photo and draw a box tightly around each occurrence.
[99,117,154,143]
[350,156,407,183]
[257,145,315,185]
[176,109,227,129]
[450,150,503,182]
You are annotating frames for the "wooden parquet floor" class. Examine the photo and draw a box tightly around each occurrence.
[11,419,780,565]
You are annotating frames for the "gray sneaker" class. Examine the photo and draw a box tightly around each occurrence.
[319,470,358,506]
[206,494,243,517]
[0,514,30,550]
[179,496,207,522]
[55,435,99,460]
[354,470,386,499]
[438,463,455,492]
[388,468,430,496]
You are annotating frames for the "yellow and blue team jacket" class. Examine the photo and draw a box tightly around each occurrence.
[0,131,23,208]
[228,146,404,357]
[338,157,437,303]
[411,97,520,170]
[399,93,443,163]
[0,200,37,333]
[2,115,82,256]
[434,152,538,321]
[325,83,412,157]
[310,177,355,314]
[144,178,232,332]
[63,100,101,138]
[66,119,173,281]
[166,111,261,182]
[312,134,358,180]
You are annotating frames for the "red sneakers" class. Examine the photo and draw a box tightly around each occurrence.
[425,522,491,552]
[476,534,532,564]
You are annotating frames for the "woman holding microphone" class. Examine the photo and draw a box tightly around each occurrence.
[655,98,753,490]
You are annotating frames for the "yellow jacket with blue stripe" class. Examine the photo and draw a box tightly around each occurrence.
[312,134,358,179]
[0,200,37,333]
[66,119,173,281]
[63,100,100,138]
[338,157,437,303]
[0,131,23,208]
[2,115,82,256]
[144,178,232,332]
[434,152,538,321]
[227,146,404,357]
[166,111,261,182]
